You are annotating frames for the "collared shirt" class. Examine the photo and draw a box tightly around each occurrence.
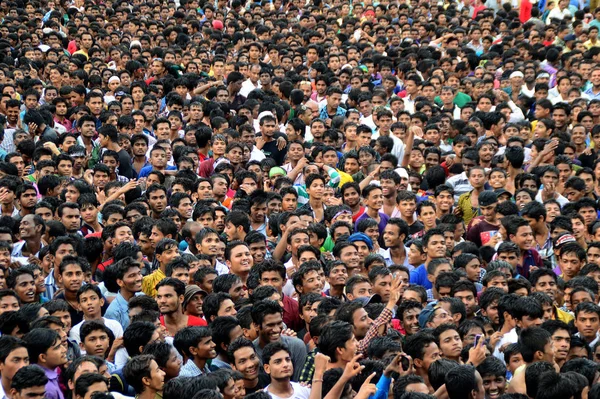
[141,268,166,297]
[0,379,8,399]
[43,366,64,399]
[179,359,211,377]
[576,331,600,349]
[381,247,413,271]
[105,292,143,329]
[210,357,232,371]
[357,307,393,354]
[43,271,57,301]
[318,104,347,120]
[11,241,44,258]
[534,231,553,260]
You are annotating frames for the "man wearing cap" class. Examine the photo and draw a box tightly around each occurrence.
[183,284,207,319]
[466,191,501,248]
[347,233,373,271]
[418,301,452,330]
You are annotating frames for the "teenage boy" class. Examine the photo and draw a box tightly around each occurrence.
[0,336,29,399]
[382,218,410,267]
[142,238,181,297]
[55,256,98,326]
[23,328,68,399]
[505,217,543,279]
[156,278,207,337]
[262,342,310,399]
[105,257,144,329]
[476,357,507,399]
[79,321,112,360]
[173,326,216,376]
[557,242,586,282]
[541,320,571,368]
[70,284,123,344]
[123,355,166,399]
[508,328,555,395]
[521,201,553,261]
[466,191,500,247]
[410,228,447,290]
[355,184,390,235]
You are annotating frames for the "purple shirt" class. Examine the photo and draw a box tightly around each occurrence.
[43,366,64,399]
[355,210,389,235]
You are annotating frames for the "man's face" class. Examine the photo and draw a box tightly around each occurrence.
[481,374,506,399]
[60,264,83,294]
[14,274,36,303]
[61,208,81,233]
[148,189,167,214]
[559,252,583,280]
[575,311,600,341]
[259,313,283,343]
[454,290,477,316]
[549,328,571,364]
[157,285,181,315]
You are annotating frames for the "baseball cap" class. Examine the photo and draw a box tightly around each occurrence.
[495,188,512,200]
[479,191,498,207]
[355,294,383,305]
[418,301,441,328]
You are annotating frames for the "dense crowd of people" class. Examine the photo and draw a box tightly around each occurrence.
[0,0,600,399]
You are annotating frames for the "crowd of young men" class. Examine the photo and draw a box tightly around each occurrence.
[0,0,600,398]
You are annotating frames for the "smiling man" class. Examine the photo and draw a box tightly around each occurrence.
[174,326,216,377]
[6,268,36,304]
[105,257,144,329]
[251,300,307,382]
[227,337,271,394]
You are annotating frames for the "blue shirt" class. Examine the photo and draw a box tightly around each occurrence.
[105,292,143,329]
[179,359,211,377]
[138,165,177,178]
[409,264,432,290]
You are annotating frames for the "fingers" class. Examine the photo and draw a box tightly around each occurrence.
[363,372,377,384]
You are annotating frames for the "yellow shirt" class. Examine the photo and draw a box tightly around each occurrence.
[142,268,166,297]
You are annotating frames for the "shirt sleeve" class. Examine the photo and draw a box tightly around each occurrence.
[357,307,393,354]
[371,375,392,399]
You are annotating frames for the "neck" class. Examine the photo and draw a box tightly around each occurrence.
[164,310,185,325]
[134,155,146,162]
[193,356,207,371]
[84,312,101,321]
[390,245,405,258]
[24,237,41,252]
[268,378,292,393]
[329,284,344,297]
[1,375,11,399]
[138,389,157,399]
[309,197,322,208]
[383,196,395,206]
[64,289,78,302]
[366,207,379,218]
[81,136,93,144]
[120,288,136,301]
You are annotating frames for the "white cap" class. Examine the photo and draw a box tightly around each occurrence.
[510,71,524,79]
[108,76,120,84]
[257,111,274,122]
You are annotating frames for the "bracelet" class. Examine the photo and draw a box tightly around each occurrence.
[313,379,323,383]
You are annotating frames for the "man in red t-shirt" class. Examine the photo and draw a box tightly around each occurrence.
[157,278,207,337]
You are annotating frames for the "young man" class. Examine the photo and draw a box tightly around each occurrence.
[380,217,407,267]
[557,242,586,282]
[521,201,553,261]
[410,228,447,290]
[123,355,166,399]
[9,365,48,399]
[508,328,555,395]
[22,328,67,399]
[541,320,571,368]
[505,217,543,279]
[54,256,90,326]
[355,184,390,235]
[173,326,216,376]
[262,342,310,399]
[142,238,180,297]
[227,337,271,394]
[0,336,29,399]
[573,302,600,347]
[70,284,123,344]
[156,278,207,337]
[105,257,144,329]
[466,191,500,247]
[317,320,358,370]
[251,300,307,382]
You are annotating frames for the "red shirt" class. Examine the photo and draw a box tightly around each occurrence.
[160,315,207,328]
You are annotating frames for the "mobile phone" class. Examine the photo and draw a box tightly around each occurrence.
[474,334,482,346]
[400,355,410,370]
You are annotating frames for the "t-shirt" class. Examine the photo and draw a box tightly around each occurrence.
[465,219,500,247]
[355,211,390,235]
[262,140,287,165]
[409,264,432,290]
[117,149,136,179]
[159,315,207,331]
[264,382,310,399]
[253,335,307,382]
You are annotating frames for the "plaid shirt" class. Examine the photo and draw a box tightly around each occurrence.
[298,348,317,383]
[358,307,393,354]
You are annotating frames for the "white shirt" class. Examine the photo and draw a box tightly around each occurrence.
[493,327,518,364]
[264,382,310,399]
[69,317,124,345]
[535,191,569,207]
[239,79,261,97]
